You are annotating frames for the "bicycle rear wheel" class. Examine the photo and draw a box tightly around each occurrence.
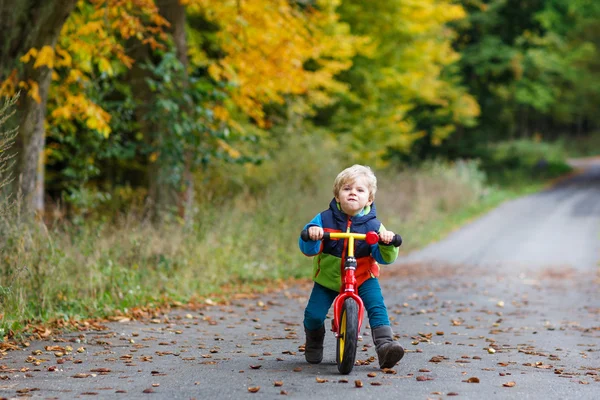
[336,298,359,374]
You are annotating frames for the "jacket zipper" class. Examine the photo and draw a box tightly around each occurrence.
[341,217,352,277]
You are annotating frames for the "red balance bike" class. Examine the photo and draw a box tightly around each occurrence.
[301,230,402,374]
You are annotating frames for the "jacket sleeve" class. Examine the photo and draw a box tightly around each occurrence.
[298,213,323,256]
[370,223,399,265]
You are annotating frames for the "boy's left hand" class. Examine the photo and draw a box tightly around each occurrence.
[379,230,395,244]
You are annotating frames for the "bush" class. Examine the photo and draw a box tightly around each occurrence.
[480,139,571,186]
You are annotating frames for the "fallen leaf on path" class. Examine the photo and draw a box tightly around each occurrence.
[503,381,516,387]
[90,368,111,373]
[316,377,328,383]
[463,377,480,383]
[274,381,283,387]
[248,386,260,393]
[354,380,363,388]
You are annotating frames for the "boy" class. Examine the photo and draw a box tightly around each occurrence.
[298,164,404,369]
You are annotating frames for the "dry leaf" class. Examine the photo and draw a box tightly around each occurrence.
[274,381,283,387]
[355,380,363,388]
[315,377,328,383]
[90,368,111,373]
[464,377,480,383]
[248,386,260,393]
[503,381,516,387]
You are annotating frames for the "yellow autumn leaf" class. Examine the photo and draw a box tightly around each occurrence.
[33,46,55,69]
[55,47,72,68]
[98,58,114,75]
[217,139,241,159]
[27,80,41,104]
[212,105,229,121]
[51,106,72,120]
[20,48,38,63]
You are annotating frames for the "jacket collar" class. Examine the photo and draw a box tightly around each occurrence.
[328,198,377,226]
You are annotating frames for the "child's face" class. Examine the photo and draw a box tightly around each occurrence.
[335,176,373,216]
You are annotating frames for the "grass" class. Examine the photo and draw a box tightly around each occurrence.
[0,136,574,338]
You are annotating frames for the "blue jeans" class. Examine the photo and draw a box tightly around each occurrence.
[303,278,390,331]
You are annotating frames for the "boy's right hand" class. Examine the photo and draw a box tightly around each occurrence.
[307,226,324,241]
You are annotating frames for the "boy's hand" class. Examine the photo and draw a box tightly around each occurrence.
[379,230,395,245]
[308,226,324,241]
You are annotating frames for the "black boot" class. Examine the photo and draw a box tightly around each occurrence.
[372,325,404,369]
[304,325,325,364]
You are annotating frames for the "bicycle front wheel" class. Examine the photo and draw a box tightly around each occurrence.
[336,297,359,374]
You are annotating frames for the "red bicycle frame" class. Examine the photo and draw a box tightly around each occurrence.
[327,231,379,337]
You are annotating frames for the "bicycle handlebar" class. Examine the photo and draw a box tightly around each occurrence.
[300,229,402,247]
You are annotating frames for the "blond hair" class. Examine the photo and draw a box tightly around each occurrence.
[333,164,377,201]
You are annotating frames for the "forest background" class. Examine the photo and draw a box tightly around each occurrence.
[1,0,599,336]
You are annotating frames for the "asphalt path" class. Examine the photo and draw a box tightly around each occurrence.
[1,160,599,400]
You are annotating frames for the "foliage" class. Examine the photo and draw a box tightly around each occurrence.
[186,0,364,126]
[453,0,600,139]
[328,0,480,165]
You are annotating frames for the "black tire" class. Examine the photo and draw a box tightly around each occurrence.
[336,298,359,374]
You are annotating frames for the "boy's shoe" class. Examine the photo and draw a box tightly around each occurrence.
[304,325,325,364]
[372,325,404,369]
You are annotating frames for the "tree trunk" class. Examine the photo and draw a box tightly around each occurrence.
[126,39,174,220]
[0,0,77,215]
[157,0,194,223]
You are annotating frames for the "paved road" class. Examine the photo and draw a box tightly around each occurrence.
[1,161,599,400]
